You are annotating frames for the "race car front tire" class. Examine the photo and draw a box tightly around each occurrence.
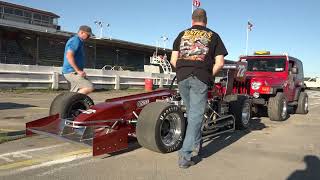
[49,92,94,119]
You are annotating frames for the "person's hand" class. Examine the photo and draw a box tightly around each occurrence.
[77,70,86,77]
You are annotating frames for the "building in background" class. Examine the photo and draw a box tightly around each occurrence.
[0,1,234,72]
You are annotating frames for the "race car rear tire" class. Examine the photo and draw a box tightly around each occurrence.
[295,92,308,114]
[267,92,288,121]
[49,92,94,119]
[136,102,186,153]
[229,96,251,130]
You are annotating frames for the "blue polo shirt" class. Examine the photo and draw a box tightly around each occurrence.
[62,35,85,74]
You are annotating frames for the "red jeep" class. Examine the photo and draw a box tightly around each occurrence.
[239,51,309,121]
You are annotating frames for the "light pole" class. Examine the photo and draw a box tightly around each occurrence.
[94,21,110,39]
[160,36,169,50]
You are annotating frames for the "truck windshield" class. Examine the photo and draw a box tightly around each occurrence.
[246,58,286,72]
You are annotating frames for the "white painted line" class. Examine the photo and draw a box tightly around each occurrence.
[1,153,91,177]
[0,143,68,158]
[12,153,32,159]
[0,156,14,163]
[37,158,95,177]
[28,107,49,110]
[37,146,146,176]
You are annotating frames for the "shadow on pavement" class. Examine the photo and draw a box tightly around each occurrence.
[0,102,37,110]
[287,155,320,180]
[101,137,142,159]
[249,117,268,131]
[201,117,267,159]
[103,118,268,160]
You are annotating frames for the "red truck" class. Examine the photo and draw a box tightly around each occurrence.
[239,51,309,121]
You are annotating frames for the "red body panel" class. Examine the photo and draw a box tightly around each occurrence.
[26,89,175,156]
[73,89,174,125]
[26,114,60,136]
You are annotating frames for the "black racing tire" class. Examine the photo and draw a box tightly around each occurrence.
[49,92,69,116]
[229,95,251,130]
[267,92,288,121]
[136,102,186,153]
[49,92,94,119]
[295,92,309,114]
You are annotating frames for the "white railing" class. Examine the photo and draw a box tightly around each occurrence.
[0,64,176,90]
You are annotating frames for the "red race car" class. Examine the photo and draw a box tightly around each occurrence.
[27,62,251,156]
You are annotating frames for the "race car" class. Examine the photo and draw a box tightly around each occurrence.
[26,63,251,156]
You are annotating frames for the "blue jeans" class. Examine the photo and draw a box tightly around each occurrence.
[178,76,208,160]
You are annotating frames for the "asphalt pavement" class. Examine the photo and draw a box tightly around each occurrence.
[0,90,320,180]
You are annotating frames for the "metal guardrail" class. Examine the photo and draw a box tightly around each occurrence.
[0,64,176,90]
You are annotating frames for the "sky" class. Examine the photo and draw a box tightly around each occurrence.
[4,0,320,76]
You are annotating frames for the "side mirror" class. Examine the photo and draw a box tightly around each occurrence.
[291,67,298,74]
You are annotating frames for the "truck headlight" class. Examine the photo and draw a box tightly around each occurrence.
[251,82,262,90]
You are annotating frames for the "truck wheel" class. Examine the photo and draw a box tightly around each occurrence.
[295,92,308,114]
[49,92,94,119]
[267,93,288,121]
[230,96,251,130]
[136,102,186,153]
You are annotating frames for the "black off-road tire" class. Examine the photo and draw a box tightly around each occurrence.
[295,92,309,114]
[136,102,186,153]
[267,93,288,121]
[229,95,252,130]
[49,92,94,119]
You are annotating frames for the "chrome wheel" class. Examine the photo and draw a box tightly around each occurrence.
[305,96,308,112]
[281,99,287,119]
[160,113,183,147]
[241,102,251,126]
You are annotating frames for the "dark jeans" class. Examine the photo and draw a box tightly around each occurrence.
[178,76,208,160]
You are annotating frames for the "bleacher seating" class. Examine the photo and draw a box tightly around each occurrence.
[38,38,64,66]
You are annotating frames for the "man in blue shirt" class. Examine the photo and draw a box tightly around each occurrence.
[62,25,94,94]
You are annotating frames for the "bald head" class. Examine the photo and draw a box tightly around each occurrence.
[192,8,207,24]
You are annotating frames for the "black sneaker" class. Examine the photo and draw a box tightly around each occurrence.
[178,156,195,169]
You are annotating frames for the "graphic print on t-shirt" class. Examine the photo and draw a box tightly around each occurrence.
[179,29,212,61]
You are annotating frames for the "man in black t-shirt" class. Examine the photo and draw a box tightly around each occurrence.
[170,8,228,168]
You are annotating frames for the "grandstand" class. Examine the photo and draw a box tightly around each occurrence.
[0,1,171,71]
[0,1,234,72]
